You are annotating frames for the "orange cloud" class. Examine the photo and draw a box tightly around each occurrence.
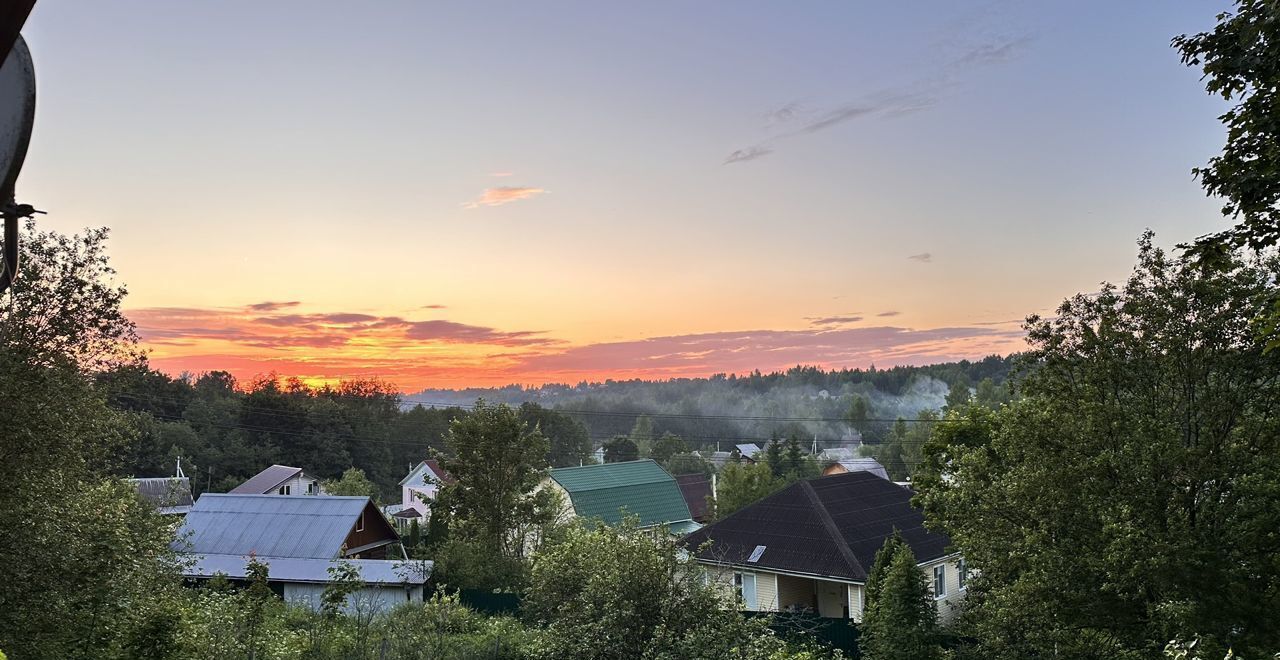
[133,303,1026,391]
[463,186,546,209]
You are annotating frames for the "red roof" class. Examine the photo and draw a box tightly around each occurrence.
[422,459,456,485]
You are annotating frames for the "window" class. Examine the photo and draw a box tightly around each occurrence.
[356,512,365,533]
[958,559,968,590]
[307,482,317,494]
[278,485,290,495]
[733,572,757,609]
[933,565,947,598]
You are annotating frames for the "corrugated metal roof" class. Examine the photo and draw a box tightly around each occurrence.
[178,494,369,559]
[229,465,304,494]
[835,458,889,480]
[683,471,950,582]
[550,460,694,528]
[735,443,762,459]
[129,477,194,511]
[185,553,431,586]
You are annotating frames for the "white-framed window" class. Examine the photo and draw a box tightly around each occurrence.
[957,558,968,590]
[733,572,757,609]
[279,485,290,495]
[307,482,317,494]
[933,565,947,599]
[356,512,365,532]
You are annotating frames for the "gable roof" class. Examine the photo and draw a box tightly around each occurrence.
[399,459,457,487]
[735,443,762,459]
[549,459,693,528]
[129,477,194,514]
[178,494,377,559]
[831,458,889,480]
[675,473,713,522]
[682,471,951,582]
[229,465,306,494]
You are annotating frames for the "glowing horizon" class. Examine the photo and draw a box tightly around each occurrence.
[23,2,1233,390]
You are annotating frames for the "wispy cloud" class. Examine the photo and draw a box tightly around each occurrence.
[463,186,547,209]
[952,36,1034,68]
[877,311,901,317]
[807,315,864,326]
[248,301,301,311]
[131,303,558,354]
[723,12,1035,164]
[723,145,775,164]
[421,304,447,310]
[908,253,933,263]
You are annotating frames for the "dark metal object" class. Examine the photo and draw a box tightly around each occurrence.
[0,1,38,295]
[0,1,36,65]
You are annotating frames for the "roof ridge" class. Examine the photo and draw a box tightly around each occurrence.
[799,480,865,580]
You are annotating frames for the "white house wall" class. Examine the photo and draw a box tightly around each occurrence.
[283,583,423,613]
[274,474,322,496]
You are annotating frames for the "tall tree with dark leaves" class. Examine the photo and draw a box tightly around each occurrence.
[1174,1,1280,261]
[916,234,1280,658]
[432,400,558,589]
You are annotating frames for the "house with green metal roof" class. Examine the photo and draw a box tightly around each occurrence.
[545,459,701,535]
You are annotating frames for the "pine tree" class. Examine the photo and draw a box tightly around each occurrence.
[784,436,805,474]
[861,532,943,660]
[407,518,421,549]
[764,438,785,478]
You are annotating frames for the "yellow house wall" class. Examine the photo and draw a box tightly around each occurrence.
[918,556,966,623]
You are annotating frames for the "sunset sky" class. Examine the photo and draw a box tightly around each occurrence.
[19,1,1232,390]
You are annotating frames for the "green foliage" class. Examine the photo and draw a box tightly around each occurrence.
[406,518,421,548]
[322,466,380,501]
[846,396,870,436]
[525,521,820,660]
[649,431,688,465]
[519,402,592,468]
[628,414,656,455]
[602,435,639,463]
[860,533,943,660]
[942,380,971,412]
[715,460,784,519]
[0,226,189,660]
[1173,1,1280,259]
[663,451,713,476]
[320,561,364,616]
[916,235,1280,658]
[433,400,556,590]
[765,438,786,478]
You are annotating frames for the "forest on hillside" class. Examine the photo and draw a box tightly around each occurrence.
[102,356,1016,496]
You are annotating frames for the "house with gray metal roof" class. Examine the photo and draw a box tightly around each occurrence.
[544,459,701,534]
[176,494,420,611]
[229,464,325,496]
[178,494,403,559]
[819,457,890,480]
